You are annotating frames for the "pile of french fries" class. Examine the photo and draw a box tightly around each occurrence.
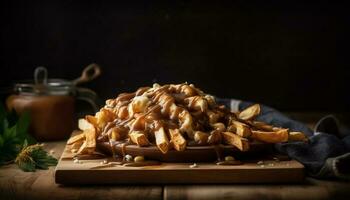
[67,83,307,155]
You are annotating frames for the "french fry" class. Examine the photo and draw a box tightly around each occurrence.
[130,115,146,131]
[78,118,94,131]
[238,104,260,120]
[194,131,209,145]
[86,115,98,125]
[68,140,83,153]
[249,121,274,131]
[184,96,208,112]
[77,128,96,154]
[108,126,128,141]
[228,120,251,138]
[169,129,186,151]
[96,109,116,129]
[288,131,308,142]
[251,129,288,143]
[154,127,170,154]
[128,96,150,116]
[67,131,85,145]
[129,131,150,146]
[117,106,129,119]
[222,132,249,151]
[211,123,226,132]
[207,130,222,144]
[72,83,307,158]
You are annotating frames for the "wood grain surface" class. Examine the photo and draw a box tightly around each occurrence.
[0,141,162,200]
[164,178,350,200]
[1,140,350,200]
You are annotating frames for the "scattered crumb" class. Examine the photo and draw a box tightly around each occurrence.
[260,164,265,168]
[73,159,80,164]
[273,157,280,162]
[125,154,133,162]
[100,160,108,165]
[190,163,198,168]
[225,156,235,161]
[268,163,275,167]
[257,161,264,165]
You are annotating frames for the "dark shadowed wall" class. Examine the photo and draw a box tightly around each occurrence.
[0,1,349,112]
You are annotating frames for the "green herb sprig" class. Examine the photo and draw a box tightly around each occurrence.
[15,140,58,172]
[0,103,57,171]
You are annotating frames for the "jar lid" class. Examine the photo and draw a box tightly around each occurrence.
[14,67,75,96]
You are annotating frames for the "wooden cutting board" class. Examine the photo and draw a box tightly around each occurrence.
[55,143,305,184]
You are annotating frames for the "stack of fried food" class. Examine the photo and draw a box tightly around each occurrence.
[67,83,307,155]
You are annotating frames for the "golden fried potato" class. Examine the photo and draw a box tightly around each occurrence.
[251,129,289,143]
[95,109,116,129]
[128,96,150,116]
[227,120,251,138]
[108,126,128,141]
[129,131,150,146]
[211,123,226,132]
[72,83,305,157]
[238,104,261,120]
[86,115,98,127]
[249,121,274,131]
[288,131,308,142]
[77,128,96,154]
[67,131,85,145]
[222,132,249,151]
[154,127,170,154]
[184,96,208,112]
[169,129,186,151]
[194,131,209,145]
[207,130,222,144]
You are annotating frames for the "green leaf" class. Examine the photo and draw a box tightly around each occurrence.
[15,143,58,172]
[22,139,28,149]
[0,135,4,148]
[3,124,17,140]
[0,106,35,166]
[0,103,8,135]
[16,111,30,136]
[6,109,19,127]
[17,159,36,172]
[0,103,6,123]
[1,118,9,135]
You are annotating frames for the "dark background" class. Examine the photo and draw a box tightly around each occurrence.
[0,1,349,112]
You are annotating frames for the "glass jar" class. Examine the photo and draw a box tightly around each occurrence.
[6,65,100,141]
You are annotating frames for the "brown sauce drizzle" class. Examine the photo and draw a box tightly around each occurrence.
[123,160,161,167]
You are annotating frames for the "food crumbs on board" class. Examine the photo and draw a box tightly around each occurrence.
[273,157,280,162]
[225,156,235,161]
[190,163,198,168]
[134,156,145,163]
[73,159,80,164]
[125,154,133,162]
[257,160,264,165]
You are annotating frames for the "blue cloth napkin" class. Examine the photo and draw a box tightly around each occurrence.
[216,98,350,180]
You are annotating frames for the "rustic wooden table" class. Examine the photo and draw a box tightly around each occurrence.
[1,140,349,200]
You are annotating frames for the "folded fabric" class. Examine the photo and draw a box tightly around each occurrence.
[216,98,350,180]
